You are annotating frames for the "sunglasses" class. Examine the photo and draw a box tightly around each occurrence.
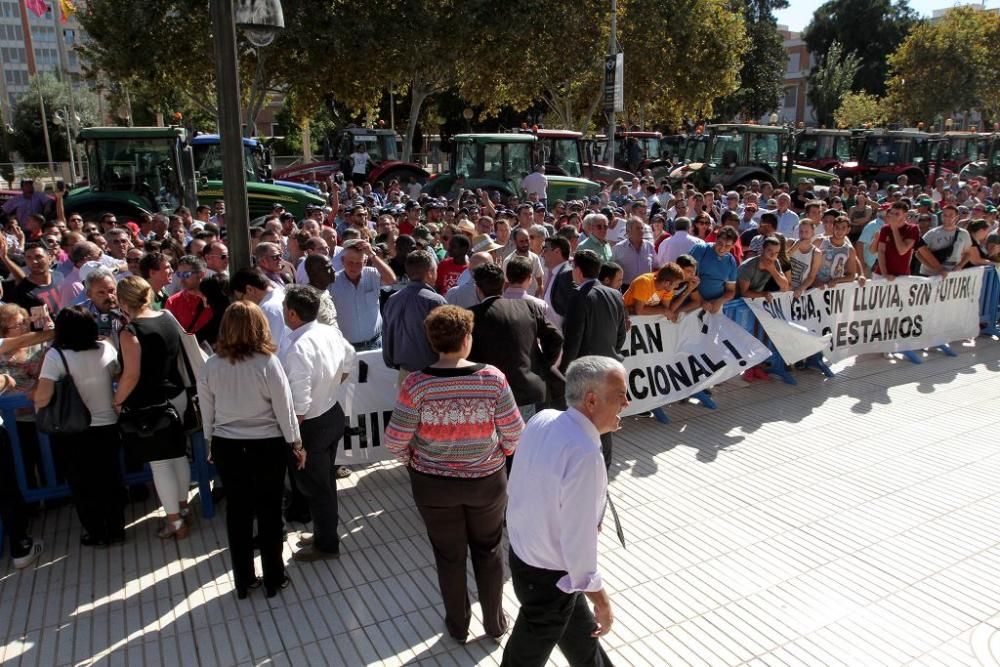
[268,254,281,261]
[176,270,200,279]
[213,254,229,260]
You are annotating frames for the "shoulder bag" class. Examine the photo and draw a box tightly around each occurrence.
[37,348,92,435]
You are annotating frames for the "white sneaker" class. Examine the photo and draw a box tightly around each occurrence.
[13,540,43,570]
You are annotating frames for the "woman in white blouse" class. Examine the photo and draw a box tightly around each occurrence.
[35,306,125,547]
[197,301,304,600]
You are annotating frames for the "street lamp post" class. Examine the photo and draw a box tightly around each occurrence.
[209,0,284,273]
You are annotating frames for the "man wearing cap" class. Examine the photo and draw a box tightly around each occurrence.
[399,201,421,236]
[522,164,548,205]
[1,180,49,225]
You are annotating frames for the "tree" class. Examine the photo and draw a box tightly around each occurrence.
[885,6,1000,125]
[714,0,787,121]
[620,0,747,128]
[807,41,861,127]
[8,73,101,163]
[803,0,917,96]
[833,92,887,128]
[458,0,747,133]
[76,0,348,135]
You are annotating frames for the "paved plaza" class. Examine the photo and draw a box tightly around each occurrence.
[2,340,1000,666]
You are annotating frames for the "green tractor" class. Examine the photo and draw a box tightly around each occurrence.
[668,124,835,191]
[65,126,325,222]
[422,134,600,202]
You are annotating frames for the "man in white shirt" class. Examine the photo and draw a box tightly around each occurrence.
[769,192,802,240]
[502,356,628,667]
[521,164,548,205]
[656,216,704,266]
[230,268,288,348]
[280,285,356,562]
[348,144,371,186]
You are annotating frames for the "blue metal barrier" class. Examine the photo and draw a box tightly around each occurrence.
[0,394,215,553]
[979,266,1000,337]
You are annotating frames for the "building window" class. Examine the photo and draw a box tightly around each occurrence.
[783,86,798,109]
[787,53,799,73]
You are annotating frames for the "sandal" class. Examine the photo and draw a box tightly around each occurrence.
[158,519,189,540]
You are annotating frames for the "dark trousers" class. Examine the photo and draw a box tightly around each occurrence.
[409,467,508,640]
[502,550,614,667]
[0,428,30,557]
[51,425,125,542]
[295,403,344,553]
[212,436,287,591]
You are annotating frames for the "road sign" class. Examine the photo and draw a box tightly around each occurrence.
[604,52,624,114]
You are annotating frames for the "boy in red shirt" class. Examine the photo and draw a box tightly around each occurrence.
[434,234,471,293]
[875,201,918,279]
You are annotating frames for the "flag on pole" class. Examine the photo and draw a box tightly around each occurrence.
[24,0,46,18]
[58,0,74,23]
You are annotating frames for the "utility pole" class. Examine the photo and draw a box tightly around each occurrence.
[604,0,620,171]
[17,0,56,184]
[210,0,252,272]
[52,3,80,184]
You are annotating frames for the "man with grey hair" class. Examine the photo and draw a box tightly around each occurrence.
[768,192,800,240]
[577,213,613,262]
[81,264,126,348]
[503,355,627,667]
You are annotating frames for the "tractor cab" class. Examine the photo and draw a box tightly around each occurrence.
[792,128,852,171]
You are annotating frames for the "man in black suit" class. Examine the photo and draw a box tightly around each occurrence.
[560,248,628,470]
[468,263,563,425]
[542,235,575,328]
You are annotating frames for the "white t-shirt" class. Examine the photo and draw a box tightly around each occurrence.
[350,152,369,174]
[39,341,119,427]
[522,171,548,198]
[920,226,971,275]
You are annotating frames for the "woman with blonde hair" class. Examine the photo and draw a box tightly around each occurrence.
[197,301,303,599]
[113,276,192,539]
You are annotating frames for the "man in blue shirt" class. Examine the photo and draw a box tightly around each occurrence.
[382,250,446,377]
[329,239,395,350]
[688,226,738,314]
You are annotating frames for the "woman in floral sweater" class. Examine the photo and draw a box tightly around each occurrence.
[385,305,523,643]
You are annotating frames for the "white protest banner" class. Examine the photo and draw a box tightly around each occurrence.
[337,350,400,465]
[746,267,985,364]
[620,311,771,417]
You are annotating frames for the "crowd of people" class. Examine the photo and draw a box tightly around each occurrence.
[0,161,997,663]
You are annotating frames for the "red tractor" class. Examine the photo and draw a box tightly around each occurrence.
[836,129,945,186]
[792,128,852,172]
[274,127,429,187]
[933,131,992,175]
[518,128,633,185]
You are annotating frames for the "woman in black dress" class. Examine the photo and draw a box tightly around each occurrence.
[113,276,192,539]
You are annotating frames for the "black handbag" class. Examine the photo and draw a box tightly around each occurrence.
[118,402,181,439]
[930,229,960,264]
[37,348,92,435]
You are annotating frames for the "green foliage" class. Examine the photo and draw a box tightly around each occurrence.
[885,6,1000,125]
[459,0,747,132]
[807,41,861,127]
[803,0,917,96]
[8,73,101,163]
[713,0,787,121]
[834,92,887,128]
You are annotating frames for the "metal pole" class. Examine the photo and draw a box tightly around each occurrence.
[36,85,56,184]
[606,0,617,171]
[52,4,79,184]
[210,0,251,272]
[389,85,395,131]
[18,0,55,184]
